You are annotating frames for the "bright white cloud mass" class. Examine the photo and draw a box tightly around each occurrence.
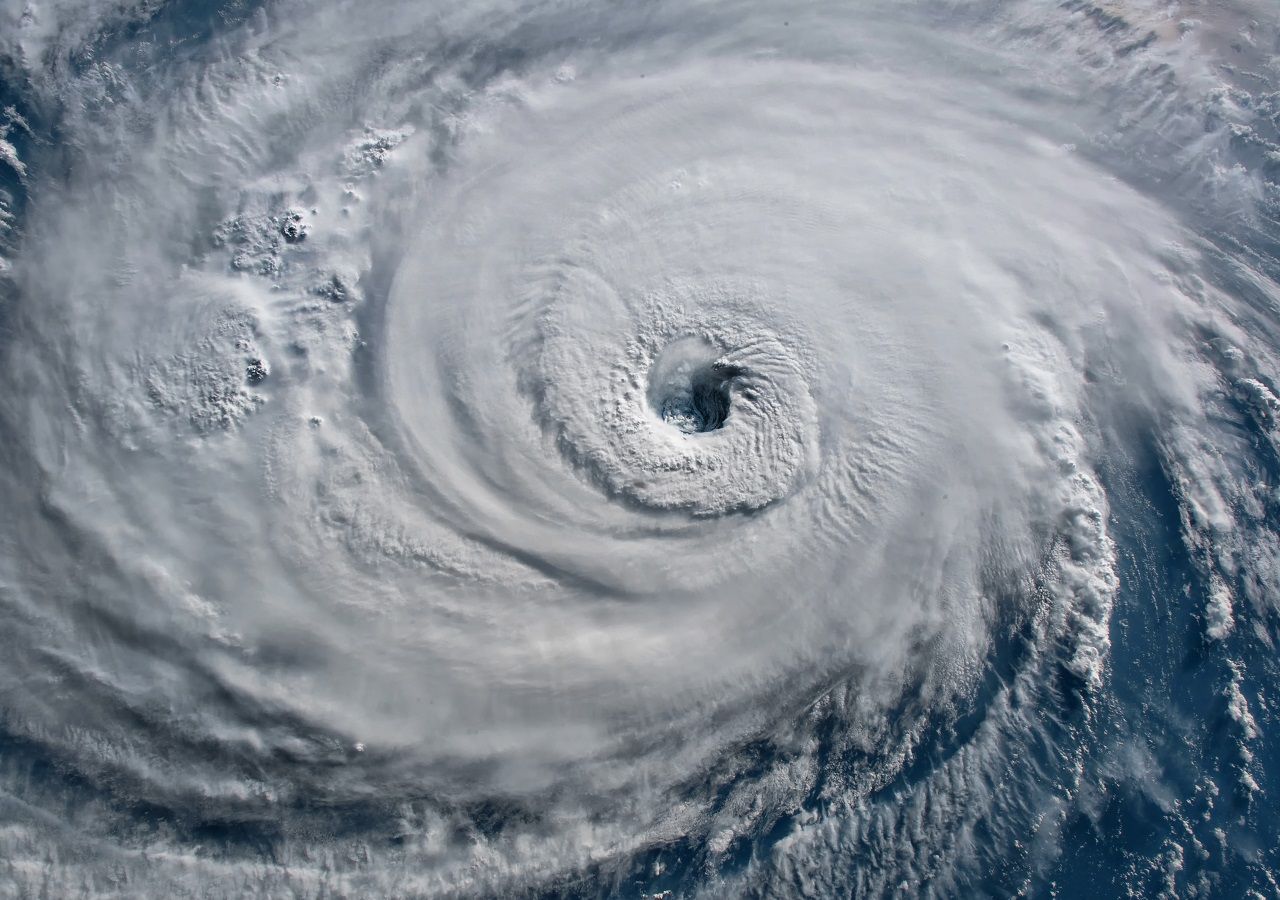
[0,1,1278,897]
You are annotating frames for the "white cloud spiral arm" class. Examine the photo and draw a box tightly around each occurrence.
[0,1,1278,896]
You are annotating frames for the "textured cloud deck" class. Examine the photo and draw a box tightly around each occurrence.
[0,2,1278,897]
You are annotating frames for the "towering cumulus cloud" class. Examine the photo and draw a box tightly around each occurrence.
[0,1,1278,896]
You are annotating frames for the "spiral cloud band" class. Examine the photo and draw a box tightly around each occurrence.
[1,0,1278,896]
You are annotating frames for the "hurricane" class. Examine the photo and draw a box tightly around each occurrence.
[1,1,1278,897]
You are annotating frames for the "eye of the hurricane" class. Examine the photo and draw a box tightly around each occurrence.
[647,337,741,434]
